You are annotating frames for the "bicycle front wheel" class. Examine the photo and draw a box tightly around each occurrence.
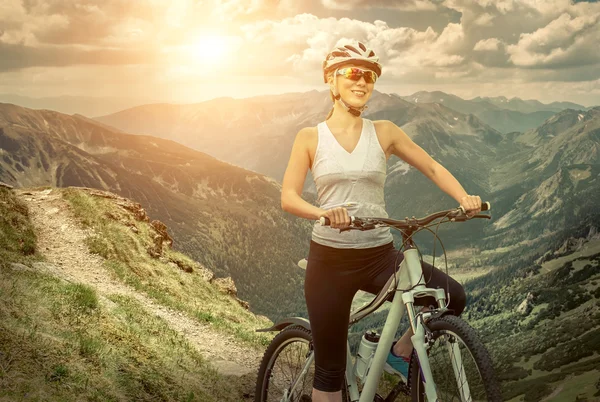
[409,315,502,402]
[255,325,315,402]
[255,325,349,402]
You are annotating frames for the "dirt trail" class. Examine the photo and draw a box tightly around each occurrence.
[17,188,263,378]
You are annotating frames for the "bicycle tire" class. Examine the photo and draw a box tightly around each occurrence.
[409,315,502,402]
[255,325,349,402]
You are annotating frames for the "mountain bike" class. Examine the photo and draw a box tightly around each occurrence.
[255,203,502,401]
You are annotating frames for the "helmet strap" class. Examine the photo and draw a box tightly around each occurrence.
[331,73,366,117]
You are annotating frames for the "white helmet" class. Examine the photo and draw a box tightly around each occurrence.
[322,41,382,83]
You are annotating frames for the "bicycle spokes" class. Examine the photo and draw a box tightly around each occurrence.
[266,339,314,402]
[426,331,487,401]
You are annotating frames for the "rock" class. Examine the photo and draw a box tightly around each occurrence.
[31,262,61,275]
[536,250,553,265]
[147,234,163,258]
[554,237,586,256]
[198,264,214,282]
[151,220,173,247]
[516,292,535,315]
[209,276,252,309]
[104,211,120,221]
[117,200,149,222]
[9,262,32,272]
[77,187,150,222]
[211,276,237,296]
[170,258,194,273]
[212,360,254,377]
[587,226,600,241]
[237,298,250,310]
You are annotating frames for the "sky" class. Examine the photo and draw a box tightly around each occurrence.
[1,0,599,107]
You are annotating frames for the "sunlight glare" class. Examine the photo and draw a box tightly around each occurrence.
[190,35,230,68]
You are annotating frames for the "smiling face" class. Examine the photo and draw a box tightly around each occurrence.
[328,63,376,108]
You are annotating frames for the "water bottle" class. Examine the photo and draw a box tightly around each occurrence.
[354,330,380,381]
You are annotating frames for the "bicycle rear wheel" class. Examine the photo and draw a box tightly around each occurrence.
[409,315,502,402]
[255,325,349,402]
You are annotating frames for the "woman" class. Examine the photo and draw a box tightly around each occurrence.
[281,41,482,402]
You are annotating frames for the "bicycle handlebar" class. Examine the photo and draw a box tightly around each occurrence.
[318,202,491,230]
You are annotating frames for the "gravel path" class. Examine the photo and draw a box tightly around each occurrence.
[17,188,263,378]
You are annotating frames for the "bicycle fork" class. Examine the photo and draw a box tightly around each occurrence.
[412,320,473,402]
[410,318,439,401]
[402,284,441,402]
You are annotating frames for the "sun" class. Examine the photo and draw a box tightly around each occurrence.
[189,35,230,68]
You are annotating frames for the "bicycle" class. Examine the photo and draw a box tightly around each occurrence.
[255,203,502,401]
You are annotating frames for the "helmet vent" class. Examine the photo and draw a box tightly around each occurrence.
[344,45,360,54]
[331,50,349,58]
[322,41,382,83]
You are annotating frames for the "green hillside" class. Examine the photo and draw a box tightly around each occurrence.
[0,103,311,322]
[0,185,272,401]
[463,219,600,401]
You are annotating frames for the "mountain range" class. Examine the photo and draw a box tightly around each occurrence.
[2,92,599,315]
[400,91,589,134]
[2,90,600,400]
[0,94,158,118]
[95,90,599,250]
[0,103,311,321]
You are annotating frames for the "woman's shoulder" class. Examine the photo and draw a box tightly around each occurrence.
[371,119,396,132]
[296,126,319,141]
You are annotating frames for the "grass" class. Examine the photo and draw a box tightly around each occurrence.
[0,268,246,401]
[0,187,262,401]
[541,369,600,401]
[61,187,273,348]
[0,187,40,266]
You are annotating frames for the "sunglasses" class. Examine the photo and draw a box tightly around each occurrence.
[336,67,378,83]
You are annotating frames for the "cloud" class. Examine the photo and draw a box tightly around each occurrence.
[210,0,308,23]
[1,0,599,106]
[473,12,495,26]
[321,0,438,11]
[473,38,501,51]
[0,0,166,47]
[471,38,510,67]
[507,12,600,67]
[0,41,158,72]
[240,15,467,77]
[444,0,573,17]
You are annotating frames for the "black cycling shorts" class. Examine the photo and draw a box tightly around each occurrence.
[304,240,466,392]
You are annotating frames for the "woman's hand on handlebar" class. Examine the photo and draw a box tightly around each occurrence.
[319,207,352,229]
[459,195,482,218]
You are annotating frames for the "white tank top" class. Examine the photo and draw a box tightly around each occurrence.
[311,118,393,248]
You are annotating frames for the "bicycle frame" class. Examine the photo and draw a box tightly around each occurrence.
[346,246,448,402]
[279,246,468,402]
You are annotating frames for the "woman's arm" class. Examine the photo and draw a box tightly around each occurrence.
[281,128,324,220]
[381,120,481,215]
[281,128,353,227]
